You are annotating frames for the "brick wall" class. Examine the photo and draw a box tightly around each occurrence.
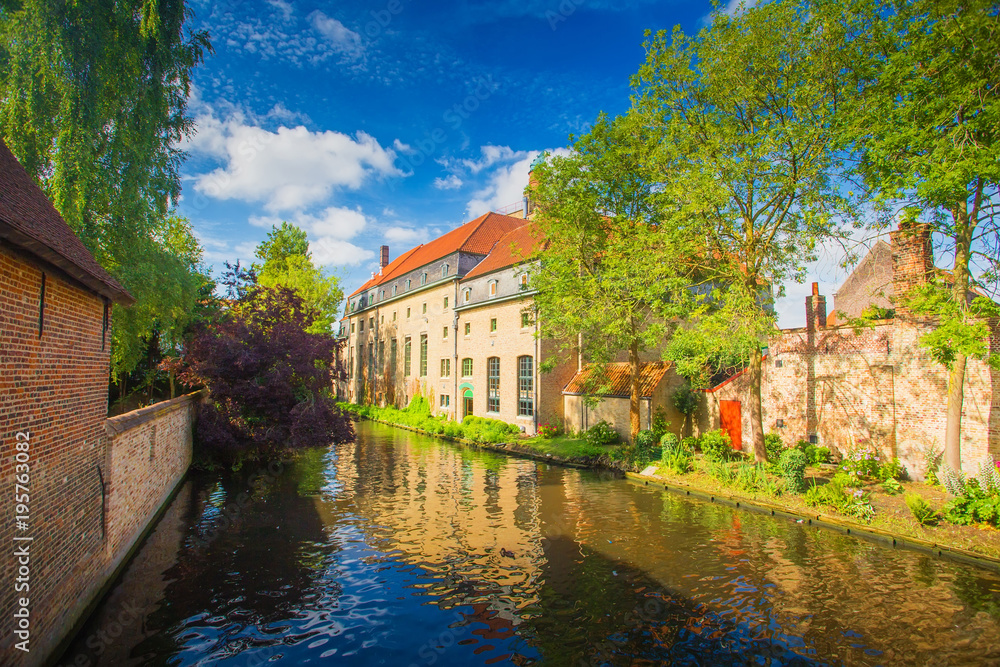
[0,243,196,665]
[699,320,998,479]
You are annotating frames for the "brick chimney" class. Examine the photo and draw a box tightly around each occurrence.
[806,282,826,330]
[889,220,933,316]
[380,245,389,271]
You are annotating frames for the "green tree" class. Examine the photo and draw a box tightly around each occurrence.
[530,113,690,439]
[253,221,311,273]
[839,0,1000,471]
[254,223,343,335]
[0,0,212,378]
[633,0,853,461]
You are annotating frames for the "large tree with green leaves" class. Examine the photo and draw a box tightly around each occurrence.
[632,0,854,461]
[0,0,211,378]
[254,223,344,335]
[530,113,690,438]
[838,0,1000,472]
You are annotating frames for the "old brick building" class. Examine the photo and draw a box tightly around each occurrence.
[338,210,578,434]
[1,140,201,664]
[700,222,999,478]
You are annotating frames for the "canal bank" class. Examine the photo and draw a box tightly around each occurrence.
[353,414,1000,573]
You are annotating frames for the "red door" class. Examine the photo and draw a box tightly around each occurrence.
[719,400,742,451]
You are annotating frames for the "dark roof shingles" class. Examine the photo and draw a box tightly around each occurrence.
[0,139,133,304]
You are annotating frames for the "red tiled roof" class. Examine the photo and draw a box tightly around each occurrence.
[462,222,545,281]
[563,361,671,398]
[0,139,133,304]
[348,212,528,298]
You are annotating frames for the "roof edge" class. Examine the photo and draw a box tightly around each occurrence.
[0,223,134,305]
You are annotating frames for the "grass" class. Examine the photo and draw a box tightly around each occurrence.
[519,434,609,459]
[647,459,1000,561]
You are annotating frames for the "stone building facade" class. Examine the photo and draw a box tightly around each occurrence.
[339,213,577,435]
[699,222,998,478]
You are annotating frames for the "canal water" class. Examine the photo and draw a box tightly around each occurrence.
[61,421,1000,666]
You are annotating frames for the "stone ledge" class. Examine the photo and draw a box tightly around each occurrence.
[105,389,206,436]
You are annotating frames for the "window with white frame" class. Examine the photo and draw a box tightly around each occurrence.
[442,264,449,277]
[488,280,498,297]
[463,288,471,303]
[421,272,427,285]
[487,357,500,412]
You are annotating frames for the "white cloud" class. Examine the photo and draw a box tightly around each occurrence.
[308,11,364,59]
[463,147,571,218]
[384,226,428,246]
[249,206,373,267]
[433,174,463,190]
[188,112,401,212]
[459,145,521,174]
[311,239,375,267]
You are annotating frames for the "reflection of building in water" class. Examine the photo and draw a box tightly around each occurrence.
[317,433,547,627]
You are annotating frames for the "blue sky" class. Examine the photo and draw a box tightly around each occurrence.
[177,0,846,327]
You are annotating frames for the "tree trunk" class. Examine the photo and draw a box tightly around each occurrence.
[749,345,766,463]
[944,207,973,472]
[629,339,641,441]
[169,370,176,400]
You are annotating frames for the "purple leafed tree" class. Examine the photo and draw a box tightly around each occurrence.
[177,263,354,460]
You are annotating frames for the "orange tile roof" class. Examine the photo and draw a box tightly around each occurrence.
[462,222,546,281]
[563,361,671,398]
[348,212,528,298]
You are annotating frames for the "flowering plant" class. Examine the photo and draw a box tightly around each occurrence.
[538,422,562,439]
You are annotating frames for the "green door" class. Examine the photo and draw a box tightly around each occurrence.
[463,389,473,418]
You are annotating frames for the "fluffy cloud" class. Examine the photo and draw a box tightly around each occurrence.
[433,174,463,190]
[188,112,401,212]
[384,226,428,246]
[463,147,571,218]
[250,206,374,267]
[308,11,364,58]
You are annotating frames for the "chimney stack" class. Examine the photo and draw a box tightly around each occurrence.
[890,220,932,317]
[380,245,389,271]
[806,282,827,330]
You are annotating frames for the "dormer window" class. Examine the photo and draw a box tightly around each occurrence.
[392,284,397,296]
[442,264,450,278]
[406,279,411,291]
[463,288,471,303]
[520,273,529,289]
[488,280,498,298]
[421,272,427,286]
[379,290,385,301]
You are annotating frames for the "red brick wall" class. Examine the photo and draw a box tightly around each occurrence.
[1,244,196,665]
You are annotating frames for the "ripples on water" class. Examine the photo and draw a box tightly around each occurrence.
[61,422,1000,666]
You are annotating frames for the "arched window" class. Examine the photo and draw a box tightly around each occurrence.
[519,273,529,289]
[488,280,498,297]
[518,356,534,417]
[421,272,428,286]
[406,279,411,291]
[442,264,450,277]
[463,288,471,303]
[392,284,397,296]
[487,357,500,413]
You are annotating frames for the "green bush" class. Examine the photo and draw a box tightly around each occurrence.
[706,460,780,496]
[681,436,699,451]
[585,420,621,447]
[878,457,907,482]
[881,477,903,495]
[662,447,692,475]
[778,449,807,494]
[660,432,680,458]
[804,475,875,522]
[943,479,1000,527]
[764,432,784,462]
[699,429,733,462]
[651,408,670,441]
[905,493,940,526]
[635,429,659,457]
[808,446,831,465]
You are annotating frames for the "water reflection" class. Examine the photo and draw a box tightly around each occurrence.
[60,422,1000,666]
